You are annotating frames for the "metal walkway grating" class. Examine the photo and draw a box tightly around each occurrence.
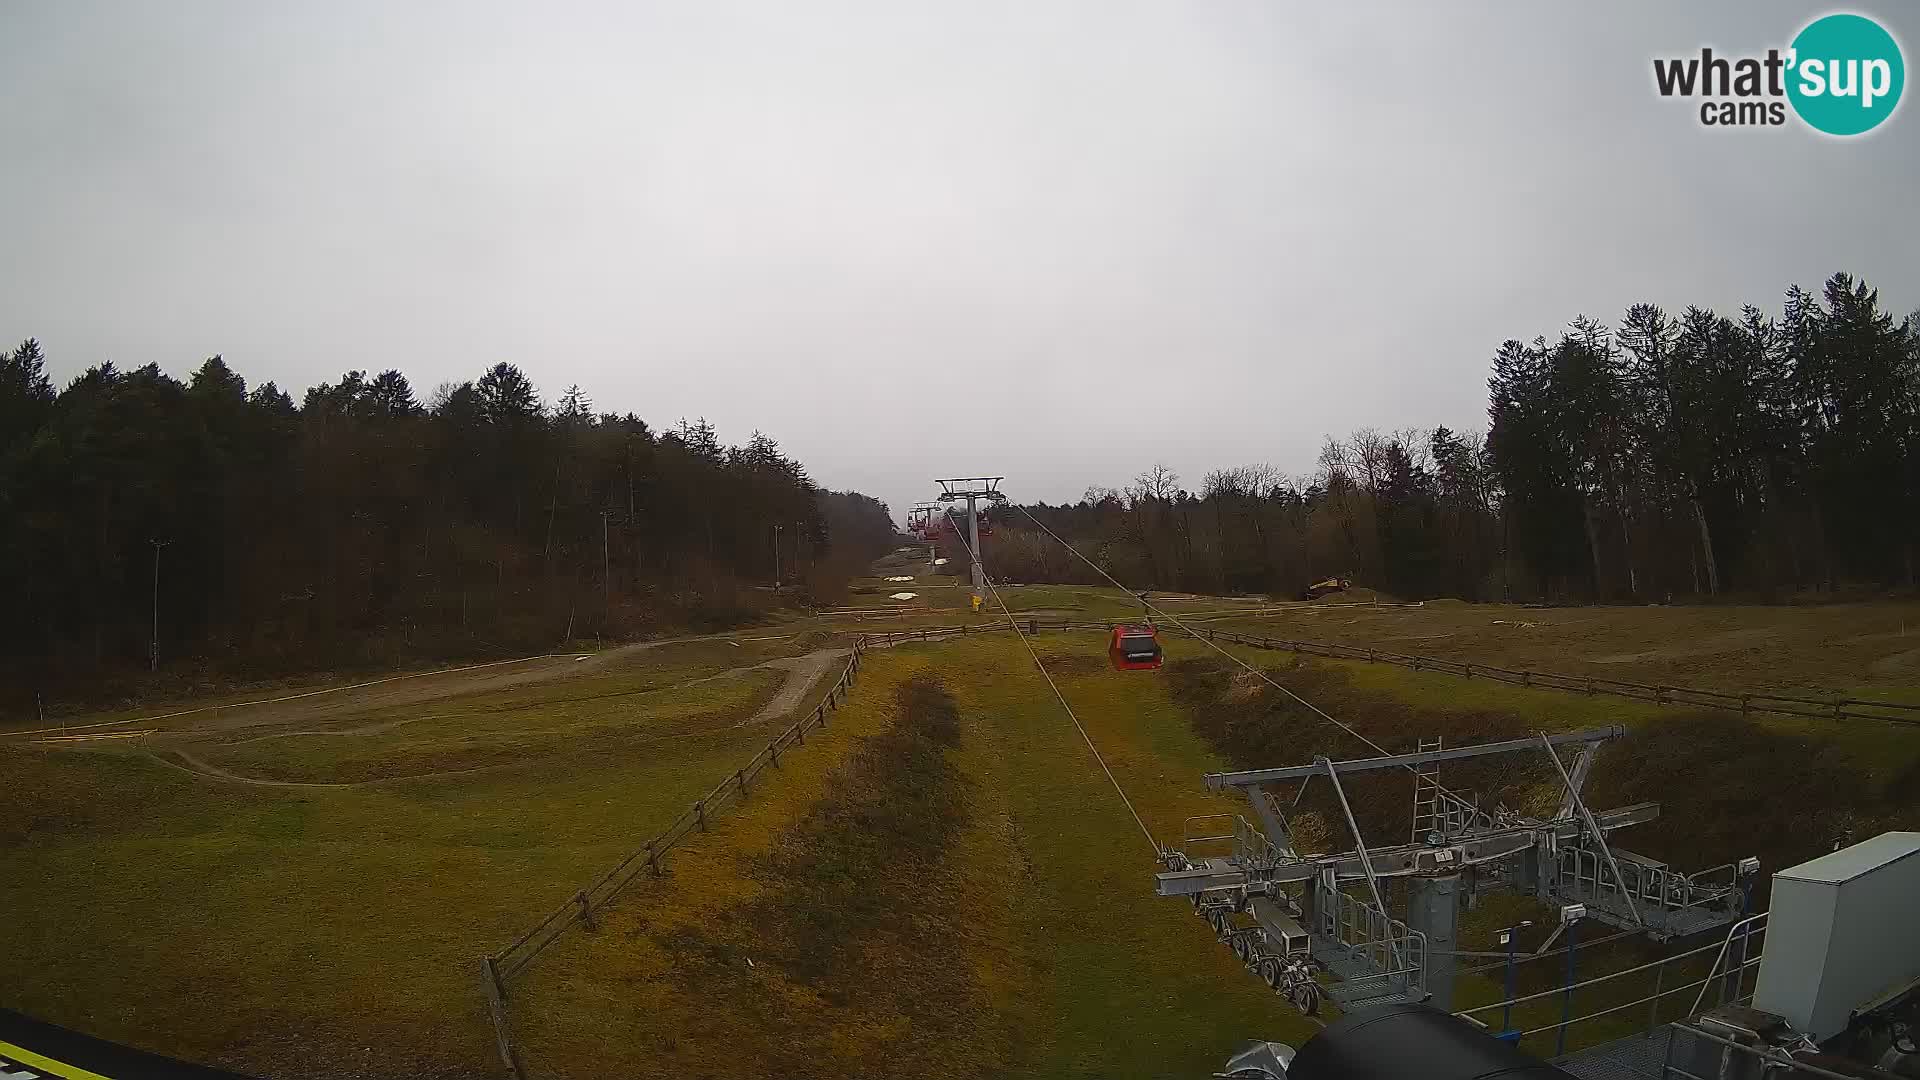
[1312,940,1423,1009]
[1554,1027,1672,1080]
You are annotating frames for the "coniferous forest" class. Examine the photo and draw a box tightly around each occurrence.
[998,273,1918,603]
[0,351,895,709]
[4,272,1914,708]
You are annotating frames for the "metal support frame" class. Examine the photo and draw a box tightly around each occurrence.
[1206,727,1625,789]
[1553,746,1597,821]
[1407,873,1463,1009]
[1154,803,1660,896]
[1158,724,1754,1032]
[1244,784,1297,857]
[1539,732,1645,929]
[1317,756,1401,974]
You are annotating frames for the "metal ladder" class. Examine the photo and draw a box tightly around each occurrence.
[1411,736,1443,843]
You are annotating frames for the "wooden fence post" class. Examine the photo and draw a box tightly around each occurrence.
[1464,663,1473,679]
[484,954,508,1000]
[647,842,662,877]
[695,801,707,832]
[575,891,597,932]
[1740,694,1751,716]
[481,957,529,1080]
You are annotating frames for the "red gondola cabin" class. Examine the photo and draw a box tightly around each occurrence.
[1108,623,1164,671]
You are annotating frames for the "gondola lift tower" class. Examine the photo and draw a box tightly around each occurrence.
[936,476,1005,607]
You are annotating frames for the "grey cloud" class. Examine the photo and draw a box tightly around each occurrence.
[3,1,1914,519]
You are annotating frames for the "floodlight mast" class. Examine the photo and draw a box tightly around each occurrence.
[935,477,1005,600]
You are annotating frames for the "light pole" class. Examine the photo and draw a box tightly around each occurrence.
[1556,904,1586,1056]
[149,539,168,672]
[1497,919,1534,1040]
[1726,856,1762,1002]
[772,523,782,589]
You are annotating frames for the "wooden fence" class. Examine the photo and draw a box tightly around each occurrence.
[475,621,1104,1077]
[472,615,1914,1075]
[480,635,877,1077]
[1202,630,1920,728]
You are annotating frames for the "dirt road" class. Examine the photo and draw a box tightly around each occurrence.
[5,631,816,743]
[132,645,851,788]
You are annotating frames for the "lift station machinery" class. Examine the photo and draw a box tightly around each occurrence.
[1155,727,1762,1016]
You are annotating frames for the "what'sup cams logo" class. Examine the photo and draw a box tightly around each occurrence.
[1654,12,1904,135]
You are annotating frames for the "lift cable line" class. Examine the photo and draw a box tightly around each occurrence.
[1013,505,1470,796]
[947,521,1160,856]
[1006,507,1770,1025]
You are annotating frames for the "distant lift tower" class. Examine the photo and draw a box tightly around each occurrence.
[936,477,1005,602]
[908,502,941,542]
[1155,727,1761,1016]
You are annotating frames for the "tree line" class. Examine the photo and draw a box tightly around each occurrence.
[993,273,1917,603]
[0,347,895,708]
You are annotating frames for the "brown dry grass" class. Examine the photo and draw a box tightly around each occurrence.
[1201,599,1920,699]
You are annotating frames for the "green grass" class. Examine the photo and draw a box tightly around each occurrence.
[0,651,852,1079]
[511,633,1313,1078]
[945,633,1315,1076]
[8,589,1920,1077]
[197,667,782,784]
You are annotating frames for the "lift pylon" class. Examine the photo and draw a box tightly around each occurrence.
[935,477,1005,602]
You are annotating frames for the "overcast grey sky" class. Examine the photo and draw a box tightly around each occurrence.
[3,2,1915,519]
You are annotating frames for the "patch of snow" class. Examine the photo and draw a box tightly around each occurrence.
[890,592,918,600]
[933,558,949,566]
[885,575,913,582]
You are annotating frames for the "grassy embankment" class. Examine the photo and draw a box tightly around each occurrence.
[511,635,1312,1080]
[7,583,1919,1075]
[0,642,848,1079]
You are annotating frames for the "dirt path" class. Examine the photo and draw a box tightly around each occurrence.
[144,648,851,789]
[6,631,814,743]
[150,748,538,790]
[747,650,844,725]
[159,749,353,789]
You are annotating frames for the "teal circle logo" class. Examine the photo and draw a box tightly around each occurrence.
[1787,13,1904,135]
